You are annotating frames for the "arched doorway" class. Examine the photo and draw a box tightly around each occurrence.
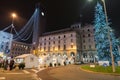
[58,53,61,56]
[63,52,67,56]
[89,53,94,63]
[70,52,75,56]
[83,53,87,62]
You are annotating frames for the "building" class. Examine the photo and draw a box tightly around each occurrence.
[9,41,32,57]
[37,23,97,63]
[38,27,80,62]
[0,31,32,58]
[78,24,97,63]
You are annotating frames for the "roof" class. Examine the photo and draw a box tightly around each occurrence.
[15,54,33,58]
[42,28,75,36]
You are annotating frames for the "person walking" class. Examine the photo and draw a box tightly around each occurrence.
[4,59,8,70]
[9,59,14,70]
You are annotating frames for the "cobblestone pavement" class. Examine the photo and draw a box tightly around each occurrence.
[37,65,120,80]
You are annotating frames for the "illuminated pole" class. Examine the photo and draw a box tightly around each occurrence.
[11,13,16,25]
[101,0,115,72]
[11,13,16,33]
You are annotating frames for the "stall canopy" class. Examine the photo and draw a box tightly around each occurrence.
[15,54,39,68]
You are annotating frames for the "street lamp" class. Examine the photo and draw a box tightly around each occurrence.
[11,13,17,25]
[11,13,17,33]
[101,0,115,72]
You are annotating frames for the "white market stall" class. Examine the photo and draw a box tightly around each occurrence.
[15,54,39,68]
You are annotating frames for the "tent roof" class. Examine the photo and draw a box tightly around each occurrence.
[15,54,33,59]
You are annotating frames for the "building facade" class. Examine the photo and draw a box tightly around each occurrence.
[38,28,80,60]
[78,24,97,63]
[9,41,32,57]
[38,23,97,63]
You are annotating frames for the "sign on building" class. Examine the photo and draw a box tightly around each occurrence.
[0,31,13,54]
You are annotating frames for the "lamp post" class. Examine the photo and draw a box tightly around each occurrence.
[11,13,16,33]
[11,13,16,25]
[101,0,115,72]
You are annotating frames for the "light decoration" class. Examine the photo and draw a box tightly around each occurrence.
[94,2,120,64]
[2,7,41,55]
[0,31,13,54]
[2,7,40,43]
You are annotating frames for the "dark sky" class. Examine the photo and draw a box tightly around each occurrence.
[0,0,120,37]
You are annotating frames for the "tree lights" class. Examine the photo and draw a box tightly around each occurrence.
[94,2,120,72]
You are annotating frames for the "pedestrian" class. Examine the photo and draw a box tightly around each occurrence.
[9,59,14,70]
[4,59,8,70]
[0,59,2,68]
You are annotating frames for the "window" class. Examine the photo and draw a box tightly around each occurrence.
[94,38,96,42]
[88,29,90,31]
[83,30,84,32]
[63,45,66,50]
[83,40,85,43]
[71,45,73,48]
[88,39,91,42]
[44,42,46,45]
[95,44,97,48]
[48,46,50,51]
[71,34,73,37]
[71,39,73,42]
[49,37,51,40]
[84,45,86,49]
[58,36,60,39]
[83,35,85,38]
[58,45,60,50]
[58,40,60,44]
[64,40,66,44]
[83,53,87,58]
[64,35,66,38]
[53,46,55,51]
[49,42,50,45]
[44,38,46,41]
[53,41,55,44]
[40,47,41,51]
[44,47,46,51]
[89,45,91,49]
[88,34,90,37]
[12,48,14,50]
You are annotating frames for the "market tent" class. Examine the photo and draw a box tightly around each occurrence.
[15,54,39,68]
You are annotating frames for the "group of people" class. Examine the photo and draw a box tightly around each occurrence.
[0,58,15,70]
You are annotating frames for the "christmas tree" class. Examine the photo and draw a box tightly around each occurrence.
[94,2,120,64]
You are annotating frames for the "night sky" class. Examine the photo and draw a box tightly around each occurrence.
[0,0,120,37]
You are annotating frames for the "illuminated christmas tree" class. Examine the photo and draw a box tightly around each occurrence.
[94,2,120,64]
